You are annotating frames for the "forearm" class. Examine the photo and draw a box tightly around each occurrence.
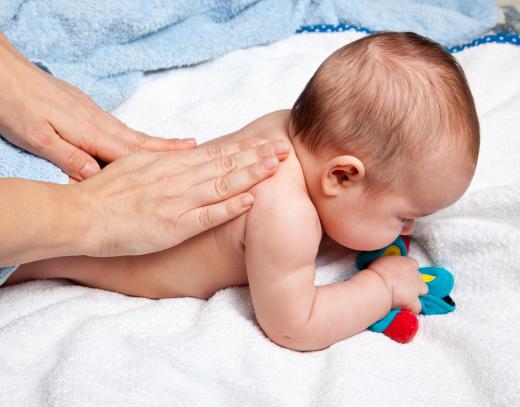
[0,32,27,63]
[0,31,34,89]
[0,179,90,266]
[270,269,392,351]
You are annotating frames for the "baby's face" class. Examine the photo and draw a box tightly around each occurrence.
[314,160,474,251]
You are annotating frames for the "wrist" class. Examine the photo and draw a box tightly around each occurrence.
[0,180,92,266]
[363,267,393,313]
[67,183,100,257]
[28,182,93,259]
[56,183,94,257]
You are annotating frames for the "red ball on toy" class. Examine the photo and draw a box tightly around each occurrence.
[382,309,419,344]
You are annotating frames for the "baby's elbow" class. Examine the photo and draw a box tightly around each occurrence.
[264,326,331,352]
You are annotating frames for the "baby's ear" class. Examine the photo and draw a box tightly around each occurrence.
[321,155,365,196]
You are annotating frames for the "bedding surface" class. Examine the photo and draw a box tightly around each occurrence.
[1,30,519,406]
[1,0,497,110]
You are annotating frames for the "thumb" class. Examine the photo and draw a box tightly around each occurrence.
[43,135,101,180]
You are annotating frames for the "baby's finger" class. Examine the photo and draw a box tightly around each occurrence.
[410,299,422,315]
[407,256,420,268]
[419,281,429,296]
[186,157,280,207]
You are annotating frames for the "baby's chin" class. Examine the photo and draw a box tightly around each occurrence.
[326,231,397,252]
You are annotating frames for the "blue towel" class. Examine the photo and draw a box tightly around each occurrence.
[1,0,496,111]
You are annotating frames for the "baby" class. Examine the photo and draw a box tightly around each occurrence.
[6,32,480,351]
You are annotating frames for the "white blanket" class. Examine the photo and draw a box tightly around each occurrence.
[1,31,519,406]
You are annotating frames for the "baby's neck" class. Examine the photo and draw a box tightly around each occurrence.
[289,132,324,209]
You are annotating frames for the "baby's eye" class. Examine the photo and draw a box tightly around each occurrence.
[399,217,410,223]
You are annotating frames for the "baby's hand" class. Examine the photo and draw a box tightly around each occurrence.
[367,256,428,314]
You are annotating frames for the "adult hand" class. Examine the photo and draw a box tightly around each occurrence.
[75,138,290,257]
[0,32,194,181]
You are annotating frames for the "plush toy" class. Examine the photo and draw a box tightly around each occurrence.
[356,235,456,343]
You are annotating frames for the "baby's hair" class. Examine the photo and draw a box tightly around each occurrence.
[290,32,480,192]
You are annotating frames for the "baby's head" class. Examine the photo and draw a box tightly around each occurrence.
[289,32,480,251]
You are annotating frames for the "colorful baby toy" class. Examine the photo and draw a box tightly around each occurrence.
[356,235,456,343]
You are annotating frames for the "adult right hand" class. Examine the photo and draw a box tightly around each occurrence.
[76,138,290,257]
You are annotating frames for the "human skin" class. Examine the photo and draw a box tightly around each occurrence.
[0,31,290,265]
[7,110,474,351]
[0,32,199,180]
[0,138,290,265]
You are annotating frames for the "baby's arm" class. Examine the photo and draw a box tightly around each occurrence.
[245,185,393,351]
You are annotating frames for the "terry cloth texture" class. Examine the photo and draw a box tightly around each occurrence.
[0,0,497,111]
[1,29,519,406]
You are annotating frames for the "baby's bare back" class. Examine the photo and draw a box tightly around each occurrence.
[125,111,297,298]
[9,111,302,299]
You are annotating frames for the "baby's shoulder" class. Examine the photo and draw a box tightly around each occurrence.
[247,161,322,247]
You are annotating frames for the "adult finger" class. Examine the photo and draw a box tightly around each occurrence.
[127,128,198,153]
[179,137,290,166]
[185,156,280,208]
[95,127,198,162]
[176,193,255,240]
[187,140,289,185]
[31,131,101,180]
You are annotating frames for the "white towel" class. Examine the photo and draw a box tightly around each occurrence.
[1,30,519,406]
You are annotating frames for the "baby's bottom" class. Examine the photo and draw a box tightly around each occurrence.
[5,254,178,299]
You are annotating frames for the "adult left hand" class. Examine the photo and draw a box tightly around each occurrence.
[0,32,195,181]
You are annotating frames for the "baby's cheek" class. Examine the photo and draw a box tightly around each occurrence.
[344,223,399,251]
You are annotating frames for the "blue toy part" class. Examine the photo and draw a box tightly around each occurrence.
[357,236,456,335]
[418,266,456,315]
[368,309,400,333]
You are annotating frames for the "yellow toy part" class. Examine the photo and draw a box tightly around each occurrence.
[383,245,402,257]
[422,274,436,283]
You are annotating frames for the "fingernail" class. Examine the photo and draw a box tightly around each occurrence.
[241,194,254,207]
[80,162,98,179]
[273,140,290,155]
[263,157,279,170]
[181,138,197,144]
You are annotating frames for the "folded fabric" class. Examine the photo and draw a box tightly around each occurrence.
[0,0,497,111]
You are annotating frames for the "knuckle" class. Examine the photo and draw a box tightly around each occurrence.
[134,130,148,146]
[258,143,276,159]
[240,137,263,150]
[225,200,236,218]
[30,129,55,150]
[198,207,213,229]
[251,161,266,178]
[214,176,230,197]
[207,144,223,159]
[218,155,236,173]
